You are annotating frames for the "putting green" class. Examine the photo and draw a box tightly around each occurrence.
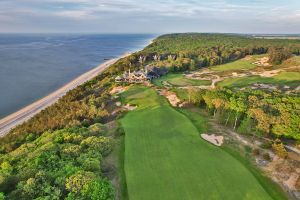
[121,86,285,200]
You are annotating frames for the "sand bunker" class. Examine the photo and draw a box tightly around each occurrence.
[201,133,224,146]
[123,104,137,111]
[110,86,128,95]
[158,90,181,107]
[253,57,271,67]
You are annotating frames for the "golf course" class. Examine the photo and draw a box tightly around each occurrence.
[120,86,286,200]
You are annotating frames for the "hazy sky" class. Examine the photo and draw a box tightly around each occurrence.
[0,0,300,33]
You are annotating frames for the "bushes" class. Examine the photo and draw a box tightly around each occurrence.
[262,153,271,161]
[0,126,114,199]
[268,47,292,65]
[65,171,114,200]
[272,139,288,159]
[0,193,4,200]
[65,171,96,193]
[252,148,260,156]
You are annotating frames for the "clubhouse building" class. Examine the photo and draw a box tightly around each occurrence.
[115,65,167,83]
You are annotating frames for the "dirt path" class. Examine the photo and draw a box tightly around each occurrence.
[0,54,129,137]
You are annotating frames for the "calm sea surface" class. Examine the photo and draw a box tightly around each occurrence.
[0,34,155,119]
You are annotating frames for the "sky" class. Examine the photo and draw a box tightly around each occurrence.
[0,0,300,34]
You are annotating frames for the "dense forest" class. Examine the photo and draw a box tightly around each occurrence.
[1,33,300,199]
[106,34,300,73]
[187,88,300,140]
[0,125,114,199]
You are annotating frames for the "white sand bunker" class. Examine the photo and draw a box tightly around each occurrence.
[201,133,224,146]
[123,104,137,111]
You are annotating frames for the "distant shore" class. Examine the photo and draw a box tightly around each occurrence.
[0,53,130,137]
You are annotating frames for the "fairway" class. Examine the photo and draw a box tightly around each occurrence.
[217,72,300,88]
[153,73,211,87]
[121,86,282,200]
[210,55,264,72]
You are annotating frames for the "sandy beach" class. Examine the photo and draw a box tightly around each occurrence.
[0,54,128,137]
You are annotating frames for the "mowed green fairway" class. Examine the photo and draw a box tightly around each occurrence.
[121,86,280,200]
[210,55,265,72]
[217,72,300,88]
[153,73,211,87]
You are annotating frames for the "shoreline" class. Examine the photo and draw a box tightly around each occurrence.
[0,53,130,137]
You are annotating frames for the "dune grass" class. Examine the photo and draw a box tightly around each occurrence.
[120,86,285,200]
[217,72,300,88]
[153,73,211,87]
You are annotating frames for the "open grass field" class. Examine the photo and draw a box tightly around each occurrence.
[153,73,211,87]
[217,72,300,88]
[210,55,265,72]
[120,86,286,200]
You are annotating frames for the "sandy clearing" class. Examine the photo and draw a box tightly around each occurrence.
[158,89,181,107]
[110,86,128,95]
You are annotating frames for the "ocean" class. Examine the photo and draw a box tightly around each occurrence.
[0,34,155,119]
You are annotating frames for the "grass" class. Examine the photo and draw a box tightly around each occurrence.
[117,135,128,200]
[179,107,288,200]
[171,88,189,101]
[217,72,300,88]
[120,86,285,200]
[210,55,264,72]
[153,73,211,87]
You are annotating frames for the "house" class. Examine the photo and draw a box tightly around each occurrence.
[115,65,167,83]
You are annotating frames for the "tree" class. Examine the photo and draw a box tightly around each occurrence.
[268,47,292,65]
[82,180,114,200]
[65,171,96,194]
[229,94,247,129]
[18,171,61,199]
[0,161,13,176]
[0,193,5,200]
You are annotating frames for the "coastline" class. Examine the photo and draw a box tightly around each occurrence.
[0,53,130,137]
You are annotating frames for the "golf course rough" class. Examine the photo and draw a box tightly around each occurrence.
[120,86,280,200]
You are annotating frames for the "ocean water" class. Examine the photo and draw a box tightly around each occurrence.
[0,34,155,119]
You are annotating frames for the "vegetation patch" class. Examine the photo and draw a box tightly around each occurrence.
[0,125,114,199]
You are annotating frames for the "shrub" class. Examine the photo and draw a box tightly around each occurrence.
[252,148,260,156]
[260,141,272,149]
[80,136,111,155]
[262,153,271,161]
[82,180,114,200]
[65,171,96,193]
[244,146,252,154]
[0,193,4,200]
[272,139,288,159]
[237,117,252,135]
